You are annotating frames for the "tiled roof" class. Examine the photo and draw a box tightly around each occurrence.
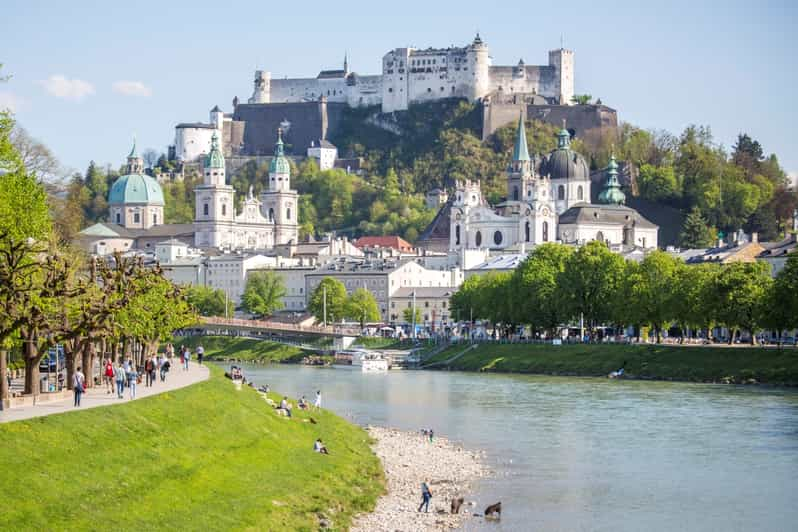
[354,236,414,251]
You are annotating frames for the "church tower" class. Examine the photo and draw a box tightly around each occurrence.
[194,131,235,249]
[507,114,533,202]
[260,129,298,245]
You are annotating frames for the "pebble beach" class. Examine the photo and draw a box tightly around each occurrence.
[352,426,489,531]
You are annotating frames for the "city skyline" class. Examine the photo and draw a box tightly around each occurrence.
[1,0,796,180]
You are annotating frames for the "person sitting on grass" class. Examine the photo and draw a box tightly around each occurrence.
[298,396,309,410]
[280,397,292,418]
[314,438,329,454]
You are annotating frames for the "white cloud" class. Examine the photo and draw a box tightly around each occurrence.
[112,80,152,97]
[0,91,26,112]
[39,75,95,101]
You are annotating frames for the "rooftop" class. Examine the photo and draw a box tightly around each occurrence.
[354,235,414,252]
[558,203,658,229]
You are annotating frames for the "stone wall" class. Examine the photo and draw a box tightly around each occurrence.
[482,98,618,140]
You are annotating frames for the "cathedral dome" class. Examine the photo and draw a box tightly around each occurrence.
[108,173,164,205]
[539,128,589,181]
[269,128,291,174]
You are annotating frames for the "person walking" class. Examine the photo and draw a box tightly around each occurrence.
[183,347,191,371]
[126,363,138,400]
[165,343,174,360]
[196,344,204,366]
[114,361,126,399]
[314,390,322,411]
[160,356,170,382]
[73,366,85,407]
[418,480,432,513]
[148,355,157,386]
[144,356,154,387]
[103,358,115,394]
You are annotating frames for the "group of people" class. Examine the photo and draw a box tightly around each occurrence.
[71,342,205,408]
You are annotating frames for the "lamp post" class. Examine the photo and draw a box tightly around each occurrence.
[411,290,417,340]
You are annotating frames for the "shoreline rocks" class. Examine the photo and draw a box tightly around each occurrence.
[351,426,488,531]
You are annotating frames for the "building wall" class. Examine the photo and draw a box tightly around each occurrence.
[307,146,337,170]
[388,294,452,327]
[175,126,215,162]
[109,203,163,229]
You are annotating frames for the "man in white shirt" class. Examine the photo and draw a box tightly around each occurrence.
[73,367,86,407]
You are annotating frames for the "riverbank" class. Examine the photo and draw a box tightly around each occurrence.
[0,366,382,530]
[352,426,488,531]
[423,342,798,385]
[172,335,312,363]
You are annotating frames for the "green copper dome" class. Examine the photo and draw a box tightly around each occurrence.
[204,131,225,169]
[598,155,626,205]
[269,129,290,175]
[108,173,164,205]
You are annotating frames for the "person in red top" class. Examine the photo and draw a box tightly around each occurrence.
[104,358,115,394]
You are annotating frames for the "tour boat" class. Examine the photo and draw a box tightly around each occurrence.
[361,352,389,372]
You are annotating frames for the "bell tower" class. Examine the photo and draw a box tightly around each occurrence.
[260,129,298,245]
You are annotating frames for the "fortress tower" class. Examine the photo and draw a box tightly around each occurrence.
[467,33,491,101]
[249,70,271,104]
[548,48,574,105]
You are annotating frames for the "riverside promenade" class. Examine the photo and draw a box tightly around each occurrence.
[0,362,209,423]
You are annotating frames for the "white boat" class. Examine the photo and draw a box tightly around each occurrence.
[361,352,389,372]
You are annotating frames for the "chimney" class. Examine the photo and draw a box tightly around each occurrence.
[751,232,758,243]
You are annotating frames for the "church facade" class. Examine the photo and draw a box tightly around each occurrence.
[194,130,298,250]
[445,118,658,253]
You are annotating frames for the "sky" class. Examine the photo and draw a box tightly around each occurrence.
[1,0,796,181]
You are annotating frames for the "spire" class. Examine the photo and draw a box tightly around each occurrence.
[125,135,143,174]
[344,51,349,74]
[128,135,138,158]
[275,128,285,157]
[557,120,571,149]
[512,113,530,162]
[598,154,626,205]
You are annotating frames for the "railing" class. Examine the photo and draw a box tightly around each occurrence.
[197,316,361,337]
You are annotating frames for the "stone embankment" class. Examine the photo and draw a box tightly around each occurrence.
[352,426,488,531]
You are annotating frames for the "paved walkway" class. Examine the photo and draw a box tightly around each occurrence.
[0,362,209,424]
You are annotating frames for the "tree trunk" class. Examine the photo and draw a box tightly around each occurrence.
[655,325,662,344]
[81,340,95,389]
[112,340,119,364]
[64,340,77,391]
[0,348,8,405]
[23,340,41,396]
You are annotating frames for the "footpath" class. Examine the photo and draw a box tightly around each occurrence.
[0,362,209,424]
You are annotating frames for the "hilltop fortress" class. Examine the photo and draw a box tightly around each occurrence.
[174,34,614,163]
[250,34,573,113]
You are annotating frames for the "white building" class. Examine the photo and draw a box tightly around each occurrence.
[174,106,231,163]
[194,129,298,251]
[390,287,456,330]
[154,239,200,264]
[307,140,338,170]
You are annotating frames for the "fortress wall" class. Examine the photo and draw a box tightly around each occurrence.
[482,101,618,140]
[347,75,383,107]
[488,65,557,97]
[271,78,348,103]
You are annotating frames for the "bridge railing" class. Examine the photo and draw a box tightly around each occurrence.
[198,316,361,337]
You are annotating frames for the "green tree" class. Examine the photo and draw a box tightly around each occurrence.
[512,243,573,335]
[187,285,231,317]
[402,306,422,326]
[241,271,286,318]
[709,261,772,344]
[83,161,108,222]
[629,251,680,342]
[679,207,716,248]
[637,164,680,202]
[558,241,626,334]
[308,277,347,325]
[450,274,485,324]
[762,253,798,340]
[571,94,593,105]
[672,263,718,340]
[345,288,381,329]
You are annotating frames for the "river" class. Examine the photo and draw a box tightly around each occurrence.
[229,363,798,531]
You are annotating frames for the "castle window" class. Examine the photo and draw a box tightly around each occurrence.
[577,185,584,200]
[475,231,482,247]
[203,203,209,216]
[543,221,549,242]
[388,88,393,93]
[440,87,444,91]
[427,88,431,93]
[493,231,503,246]
[558,185,565,200]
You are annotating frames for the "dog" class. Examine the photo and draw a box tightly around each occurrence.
[484,502,501,519]
[450,497,464,514]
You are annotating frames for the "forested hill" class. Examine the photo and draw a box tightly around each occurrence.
[56,99,796,247]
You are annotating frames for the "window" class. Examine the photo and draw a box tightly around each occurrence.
[134,212,140,223]
[269,208,274,221]
[152,213,157,225]
[513,186,519,201]
[525,221,530,242]
[286,208,291,220]
[558,185,565,200]
[455,224,460,245]
[425,302,429,307]
[221,204,226,216]
[596,231,605,242]
[442,302,447,308]
[115,213,121,224]
[475,231,482,247]
[493,231,503,246]
[543,221,549,242]
[203,203,209,216]
[388,87,393,93]
[577,185,584,200]
[427,88,431,93]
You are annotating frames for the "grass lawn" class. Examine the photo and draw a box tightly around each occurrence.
[424,342,798,385]
[172,336,311,363]
[0,366,383,531]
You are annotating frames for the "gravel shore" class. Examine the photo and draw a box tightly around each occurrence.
[352,426,489,531]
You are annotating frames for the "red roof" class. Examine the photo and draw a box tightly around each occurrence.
[354,236,414,252]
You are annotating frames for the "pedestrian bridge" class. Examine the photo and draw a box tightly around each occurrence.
[194,317,360,348]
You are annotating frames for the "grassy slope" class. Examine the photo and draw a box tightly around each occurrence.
[424,343,798,385]
[173,336,309,363]
[0,367,383,531]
